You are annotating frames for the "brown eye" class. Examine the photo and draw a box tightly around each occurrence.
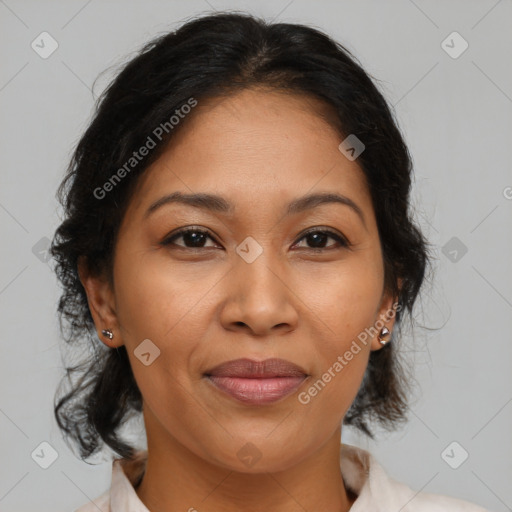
[294,228,350,251]
[161,227,350,252]
[161,228,218,249]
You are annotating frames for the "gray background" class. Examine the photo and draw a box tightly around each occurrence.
[1,1,511,511]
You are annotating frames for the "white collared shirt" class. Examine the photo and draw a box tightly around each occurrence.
[74,443,490,511]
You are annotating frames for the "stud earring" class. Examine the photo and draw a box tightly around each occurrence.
[101,329,114,340]
[378,326,391,346]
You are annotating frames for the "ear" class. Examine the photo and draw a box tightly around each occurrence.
[370,278,403,352]
[78,256,124,348]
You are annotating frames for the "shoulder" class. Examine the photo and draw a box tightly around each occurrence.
[369,459,490,511]
[74,490,110,512]
[400,488,490,511]
[341,444,491,512]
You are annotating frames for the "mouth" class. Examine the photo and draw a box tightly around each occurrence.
[203,358,309,405]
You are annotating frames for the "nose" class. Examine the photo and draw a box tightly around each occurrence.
[219,250,299,337]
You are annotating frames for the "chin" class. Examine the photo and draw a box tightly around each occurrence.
[204,437,309,474]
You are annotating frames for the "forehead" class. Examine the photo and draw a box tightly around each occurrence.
[130,87,372,219]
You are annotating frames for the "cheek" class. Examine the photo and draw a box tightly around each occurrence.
[111,251,207,422]
[111,241,223,396]
[113,240,213,341]
[300,250,384,343]
[112,226,384,424]
[295,253,383,411]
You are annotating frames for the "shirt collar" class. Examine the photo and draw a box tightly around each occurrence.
[109,443,393,511]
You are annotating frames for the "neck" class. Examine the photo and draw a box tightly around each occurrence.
[135,411,355,512]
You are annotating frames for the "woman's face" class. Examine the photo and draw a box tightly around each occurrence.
[84,87,398,472]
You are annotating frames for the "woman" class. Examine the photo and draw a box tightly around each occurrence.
[51,11,490,511]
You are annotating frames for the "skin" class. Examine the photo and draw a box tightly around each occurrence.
[79,87,400,512]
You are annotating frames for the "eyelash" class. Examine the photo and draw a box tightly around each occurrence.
[161,226,350,252]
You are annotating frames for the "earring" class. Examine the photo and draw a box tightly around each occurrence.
[101,329,114,340]
[378,326,391,346]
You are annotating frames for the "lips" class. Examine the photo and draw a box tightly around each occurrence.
[204,357,308,378]
[204,358,309,405]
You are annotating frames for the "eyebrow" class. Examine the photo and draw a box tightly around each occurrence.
[145,191,366,227]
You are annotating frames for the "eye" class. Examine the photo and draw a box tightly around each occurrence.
[161,227,219,249]
[161,226,350,251]
[293,228,350,251]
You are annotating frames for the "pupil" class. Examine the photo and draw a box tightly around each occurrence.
[181,232,330,249]
[185,232,205,247]
[309,233,326,248]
